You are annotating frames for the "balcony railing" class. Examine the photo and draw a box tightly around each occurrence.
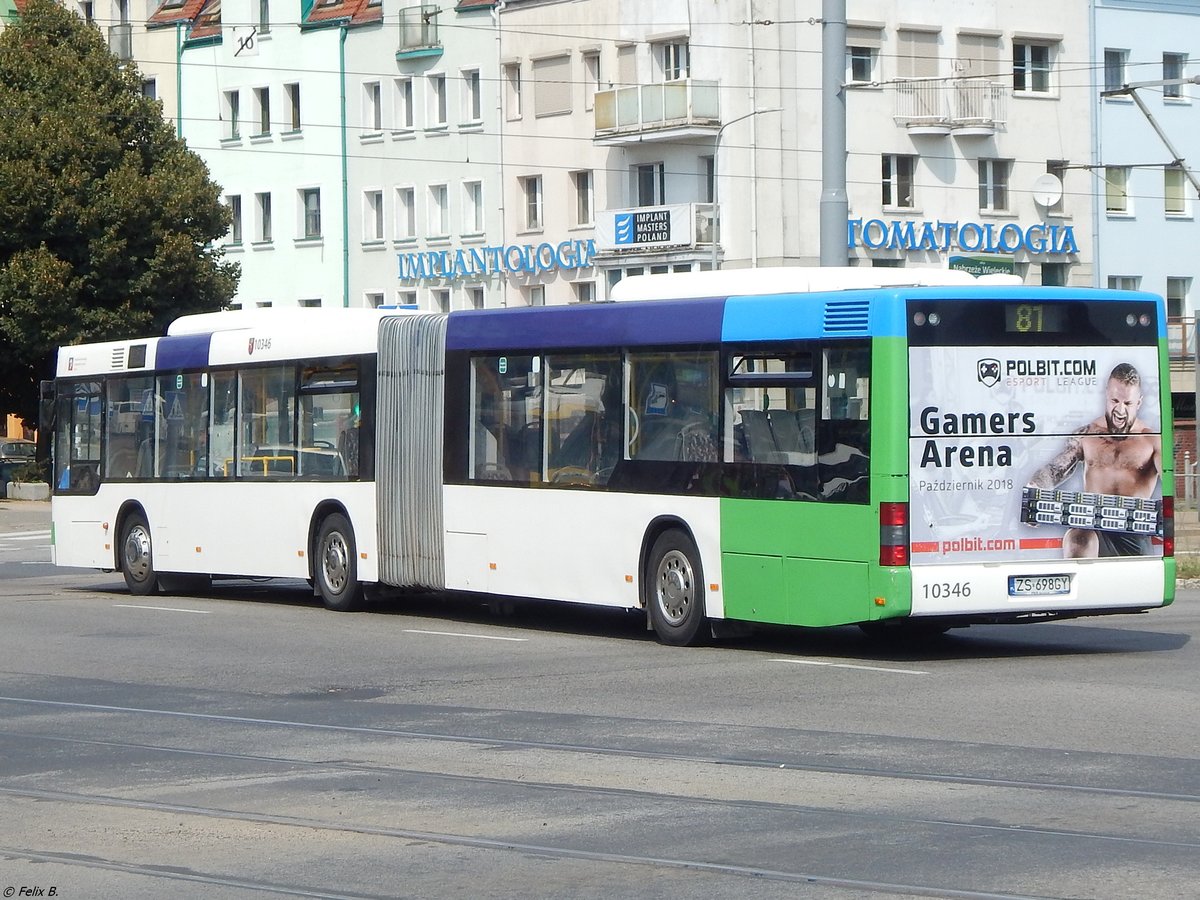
[893,79,1006,135]
[398,4,439,54]
[1169,316,1195,368]
[108,23,132,62]
[594,79,720,141]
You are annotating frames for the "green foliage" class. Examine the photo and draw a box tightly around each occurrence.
[0,0,239,423]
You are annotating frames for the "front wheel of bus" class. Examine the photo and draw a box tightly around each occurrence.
[121,512,159,596]
[315,513,365,612]
[647,529,708,646]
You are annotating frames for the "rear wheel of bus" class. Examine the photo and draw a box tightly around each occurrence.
[120,511,159,596]
[646,528,709,646]
[315,512,366,612]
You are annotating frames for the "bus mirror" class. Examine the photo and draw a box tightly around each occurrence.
[39,380,56,432]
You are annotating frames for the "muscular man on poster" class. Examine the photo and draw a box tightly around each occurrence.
[1026,363,1162,557]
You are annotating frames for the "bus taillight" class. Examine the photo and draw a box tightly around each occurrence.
[879,502,909,567]
[1163,496,1174,558]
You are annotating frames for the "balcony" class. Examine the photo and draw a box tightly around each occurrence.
[397,4,440,59]
[594,79,720,145]
[893,79,1007,136]
[108,23,132,62]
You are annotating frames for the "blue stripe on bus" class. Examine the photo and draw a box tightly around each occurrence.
[445,297,726,351]
[722,290,908,342]
[155,333,212,370]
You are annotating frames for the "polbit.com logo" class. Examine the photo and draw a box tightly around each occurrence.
[977,358,1000,387]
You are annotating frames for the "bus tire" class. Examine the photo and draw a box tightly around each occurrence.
[120,512,159,596]
[315,513,365,612]
[646,529,708,646]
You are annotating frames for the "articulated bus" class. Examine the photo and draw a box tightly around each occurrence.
[49,268,1173,644]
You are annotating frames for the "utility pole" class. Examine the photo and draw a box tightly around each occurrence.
[819,0,848,266]
[1101,76,1200,199]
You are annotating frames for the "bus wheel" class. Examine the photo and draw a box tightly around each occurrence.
[120,512,159,596]
[647,529,708,646]
[315,513,365,612]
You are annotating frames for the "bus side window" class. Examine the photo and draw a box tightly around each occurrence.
[470,355,542,484]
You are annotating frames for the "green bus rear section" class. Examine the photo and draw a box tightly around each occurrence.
[719,337,910,628]
[717,335,1176,627]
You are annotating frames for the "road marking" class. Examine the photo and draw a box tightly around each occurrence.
[0,531,51,542]
[404,628,527,642]
[771,659,929,676]
[113,604,212,615]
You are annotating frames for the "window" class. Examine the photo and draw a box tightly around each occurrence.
[572,170,593,226]
[957,32,999,79]
[223,89,241,140]
[1012,42,1052,93]
[635,163,666,206]
[284,82,301,131]
[533,54,572,116]
[527,285,545,306]
[847,45,876,83]
[394,77,414,130]
[396,187,416,240]
[365,292,383,308]
[583,50,601,110]
[978,159,1010,212]
[1167,277,1190,318]
[1108,276,1141,291]
[724,345,870,503]
[573,281,596,303]
[238,366,296,478]
[363,81,382,133]
[658,41,689,81]
[255,192,272,242]
[253,86,270,136]
[102,375,152,482]
[1105,166,1130,214]
[1046,159,1068,215]
[1104,49,1128,93]
[428,183,449,236]
[629,351,719,465]
[1040,263,1068,287]
[897,28,939,78]
[299,298,321,308]
[463,180,484,234]
[427,73,447,127]
[155,372,209,480]
[141,78,157,100]
[462,68,482,122]
[521,175,543,230]
[882,154,915,208]
[227,195,242,244]
[703,155,715,203]
[1164,53,1187,99]
[302,188,321,238]
[467,286,485,309]
[504,63,522,119]
[469,354,542,484]
[1165,166,1189,216]
[398,290,417,307]
[297,362,360,478]
[542,353,624,485]
[364,190,384,241]
[432,289,450,313]
[258,0,270,33]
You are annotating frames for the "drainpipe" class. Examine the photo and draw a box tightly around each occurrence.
[175,21,183,136]
[340,25,350,307]
[493,1,507,307]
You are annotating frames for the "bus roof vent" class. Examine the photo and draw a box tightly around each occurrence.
[111,346,126,369]
[824,297,871,334]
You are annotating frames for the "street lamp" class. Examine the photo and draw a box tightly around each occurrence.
[711,107,782,271]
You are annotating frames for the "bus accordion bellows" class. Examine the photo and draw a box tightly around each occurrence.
[49,268,1174,644]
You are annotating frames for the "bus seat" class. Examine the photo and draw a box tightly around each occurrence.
[768,409,817,466]
[740,410,785,464]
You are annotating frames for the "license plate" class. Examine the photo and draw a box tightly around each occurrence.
[1008,574,1071,597]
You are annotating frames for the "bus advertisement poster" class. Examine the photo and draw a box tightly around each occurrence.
[907,344,1163,564]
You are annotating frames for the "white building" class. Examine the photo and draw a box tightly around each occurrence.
[105,0,1197,310]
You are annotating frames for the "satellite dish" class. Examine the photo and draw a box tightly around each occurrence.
[1031,173,1063,208]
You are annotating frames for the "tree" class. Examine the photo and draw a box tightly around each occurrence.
[0,0,239,426]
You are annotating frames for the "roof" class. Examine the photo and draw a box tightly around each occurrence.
[304,0,382,28]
